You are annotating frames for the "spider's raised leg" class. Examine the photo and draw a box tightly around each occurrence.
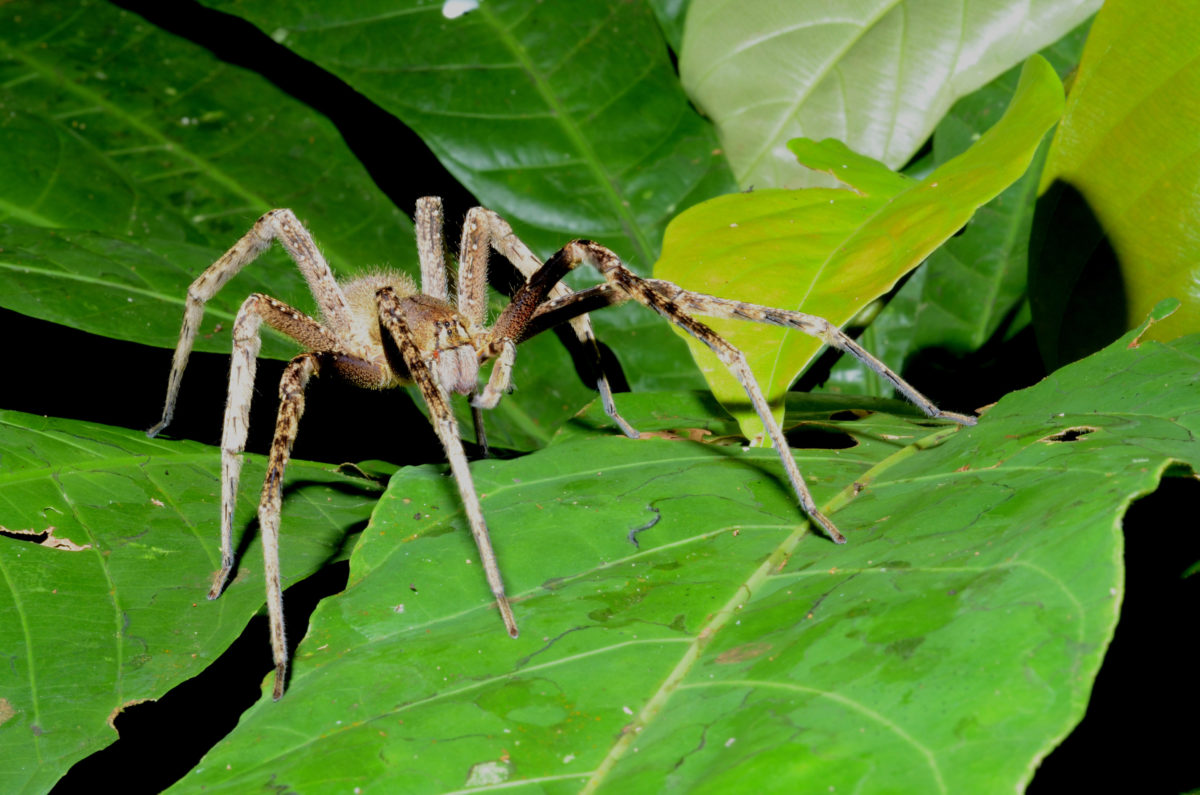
[376,286,519,638]
[415,196,450,301]
[456,206,639,439]
[148,209,351,437]
[523,262,978,426]
[535,241,854,540]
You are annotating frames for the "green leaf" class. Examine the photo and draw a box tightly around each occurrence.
[168,318,1200,792]
[1033,0,1200,364]
[680,0,1100,189]
[0,226,311,360]
[656,57,1064,441]
[0,0,416,341]
[827,21,1092,396]
[0,0,412,264]
[0,412,379,792]
[200,0,731,264]
[198,0,728,398]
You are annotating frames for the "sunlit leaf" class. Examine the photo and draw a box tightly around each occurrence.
[1033,0,1200,364]
[680,0,1099,189]
[656,57,1063,440]
[827,22,1090,396]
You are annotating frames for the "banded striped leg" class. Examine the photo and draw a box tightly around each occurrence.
[376,287,519,638]
[526,282,979,427]
[206,295,341,603]
[554,240,854,541]
[457,207,639,439]
[148,208,351,437]
[666,292,978,426]
[259,353,322,700]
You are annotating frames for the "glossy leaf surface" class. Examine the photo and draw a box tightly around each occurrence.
[0,0,414,267]
[680,0,1099,189]
[0,412,379,793]
[656,57,1063,440]
[169,308,1199,792]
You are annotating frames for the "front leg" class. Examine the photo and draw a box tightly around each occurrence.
[376,287,519,639]
[456,205,639,440]
[149,209,350,437]
[259,353,322,700]
[208,295,341,603]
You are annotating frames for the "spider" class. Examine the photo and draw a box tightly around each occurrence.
[148,197,975,699]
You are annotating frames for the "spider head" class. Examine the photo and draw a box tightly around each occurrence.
[435,336,479,395]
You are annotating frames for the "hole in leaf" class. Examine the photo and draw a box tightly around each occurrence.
[829,410,870,422]
[1041,426,1097,443]
[785,426,857,450]
[0,527,91,551]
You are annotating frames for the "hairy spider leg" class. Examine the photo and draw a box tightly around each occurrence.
[376,286,519,638]
[148,209,352,438]
[456,207,640,440]
[527,284,979,427]
[500,239,855,541]
[260,352,322,699]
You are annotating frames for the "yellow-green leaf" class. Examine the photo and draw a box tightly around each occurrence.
[656,57,1064,441]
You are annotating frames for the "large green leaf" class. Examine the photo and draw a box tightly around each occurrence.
[679,0,1100,190]
[1033,0,1200,365]
[655,56,1063,441]
[0,0,414,263]
[827,22,1091,396]
[167,303,1197,792]
[198,0,725,400]
[0,0,647,452]
[200,0,732,264]
[0,0,416,379]
[0,412,380,793]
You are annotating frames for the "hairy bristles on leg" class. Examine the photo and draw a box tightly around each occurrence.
[465,208,639,440]
[376,286,519,638]
[472,340,518,410]
[149,209,350,438]
[260,353,321,699]
[416,197,449,301]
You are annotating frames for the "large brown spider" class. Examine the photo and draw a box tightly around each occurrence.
[148,197,975,699]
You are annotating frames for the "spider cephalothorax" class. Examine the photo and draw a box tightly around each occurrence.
[149,197,974,699]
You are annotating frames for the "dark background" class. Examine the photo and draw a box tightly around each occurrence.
[1,2,1191,792]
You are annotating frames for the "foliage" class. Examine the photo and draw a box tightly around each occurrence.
[0,1,1197,792]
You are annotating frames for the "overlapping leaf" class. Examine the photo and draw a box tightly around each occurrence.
[0,0,415,361]
[0,0,414,262]
[198,0,728,401]
[168,304,1198,792]
[1033,0,1200,364]
[0,412,379,793]
[655,57,1063,440]
[827,22,1091,395]
[679,0,1100,189]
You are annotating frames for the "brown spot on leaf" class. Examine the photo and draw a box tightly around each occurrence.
[715,642,772,663]
[0,698,16,726]
[107,698,153,730]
